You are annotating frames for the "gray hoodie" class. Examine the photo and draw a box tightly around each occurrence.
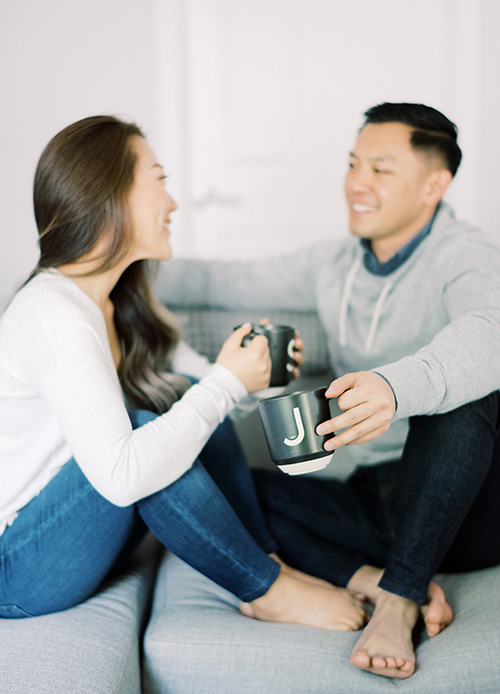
[156,202,500,468]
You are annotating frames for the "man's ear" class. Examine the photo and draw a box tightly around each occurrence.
[424,168,453,206]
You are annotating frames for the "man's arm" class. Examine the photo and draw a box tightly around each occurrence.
[154,244,328,312]
[376,259,500,421]
[317,231,500,449]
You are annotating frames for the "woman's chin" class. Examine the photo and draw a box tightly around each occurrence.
[152,244,173,262]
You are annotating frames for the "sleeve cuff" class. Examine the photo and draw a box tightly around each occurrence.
[209,363,249,402]
[372,370,399,412]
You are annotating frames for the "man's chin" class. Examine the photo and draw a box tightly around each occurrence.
[348,224,368,240]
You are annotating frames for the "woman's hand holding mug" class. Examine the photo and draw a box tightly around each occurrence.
[216,323,271,393]
[258,317,303,380]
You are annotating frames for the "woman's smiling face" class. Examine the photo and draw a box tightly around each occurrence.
[126,136,178,263]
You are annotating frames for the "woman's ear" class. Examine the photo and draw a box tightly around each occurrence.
[424,168,453,206]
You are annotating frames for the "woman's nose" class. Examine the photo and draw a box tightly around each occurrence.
[168,194,178,212]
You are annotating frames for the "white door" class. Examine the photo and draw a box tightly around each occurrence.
[167,0,343,261]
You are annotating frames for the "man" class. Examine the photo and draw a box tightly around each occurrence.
[155,103,500,679]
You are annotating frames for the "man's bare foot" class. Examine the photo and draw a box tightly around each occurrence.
[240,570,367,631]
[348,565,452,637]
[350,589,418,679]
[421,581,453,637]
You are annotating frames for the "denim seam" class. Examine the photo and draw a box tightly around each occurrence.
[0,475,100,556]
[382,424,476,602]
[238,560,281,603]
[142,492,278,601]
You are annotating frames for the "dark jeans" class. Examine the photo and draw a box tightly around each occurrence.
[0,414,279,618]
[254,391,500,604]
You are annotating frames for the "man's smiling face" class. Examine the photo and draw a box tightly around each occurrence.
[344,122,443,261]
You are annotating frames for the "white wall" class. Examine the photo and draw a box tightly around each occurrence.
[1,0,500,297]
[0,0,161,296]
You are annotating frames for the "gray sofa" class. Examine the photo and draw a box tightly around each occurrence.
[2,303,500,693]
[141,306,500,694]
[0,533,160,693]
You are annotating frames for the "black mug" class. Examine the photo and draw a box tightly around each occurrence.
[239,324,295,387]
[258,387,334,475]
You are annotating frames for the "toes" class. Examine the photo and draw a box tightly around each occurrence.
[422,601,452,637]
[239,602,254,618]
[351,650,415,678]
[372,655,389,669]
[426,622,441,638]
[347,589,367,601]
[400,659,415,673]
[332,623,354,632]
[425,601,450,623]
[350,651,372,669]
[423,582,453,635]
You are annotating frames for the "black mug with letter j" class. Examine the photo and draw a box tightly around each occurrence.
[258,387,334,475]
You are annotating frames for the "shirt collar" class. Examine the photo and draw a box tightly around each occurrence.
[361,204,439,276]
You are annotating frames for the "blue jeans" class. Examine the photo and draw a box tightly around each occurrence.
[254,391,500,603]
[0,414,279,618]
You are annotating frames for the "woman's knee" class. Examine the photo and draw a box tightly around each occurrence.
[128,409,159,429]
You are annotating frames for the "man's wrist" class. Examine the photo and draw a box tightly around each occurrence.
[372,370,398,411]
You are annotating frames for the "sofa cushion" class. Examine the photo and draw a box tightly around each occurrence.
[143,551,500,694]
[0,534,160,694]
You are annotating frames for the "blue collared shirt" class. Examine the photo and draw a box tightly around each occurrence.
[361,206,439,276]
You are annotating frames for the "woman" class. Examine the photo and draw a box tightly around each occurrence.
[0,115,365,628]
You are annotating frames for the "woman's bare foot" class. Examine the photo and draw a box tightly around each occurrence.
[240,570,367,631]
[269,553,365,599]
[350,589,419,679]
[269,553,333,588]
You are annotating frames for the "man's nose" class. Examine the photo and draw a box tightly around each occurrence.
[349,166,373,191]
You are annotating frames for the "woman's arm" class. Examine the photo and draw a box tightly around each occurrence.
[11,278,252,507]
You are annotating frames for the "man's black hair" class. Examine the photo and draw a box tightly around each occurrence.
[363,102,462,177]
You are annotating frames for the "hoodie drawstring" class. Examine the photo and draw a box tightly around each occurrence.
[365,280,393,350]
[339,256,362,348]
[338,255,393,351]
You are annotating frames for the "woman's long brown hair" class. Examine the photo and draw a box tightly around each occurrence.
[31,115,187,413]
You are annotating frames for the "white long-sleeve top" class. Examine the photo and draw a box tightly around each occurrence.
[0,270,247,534]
